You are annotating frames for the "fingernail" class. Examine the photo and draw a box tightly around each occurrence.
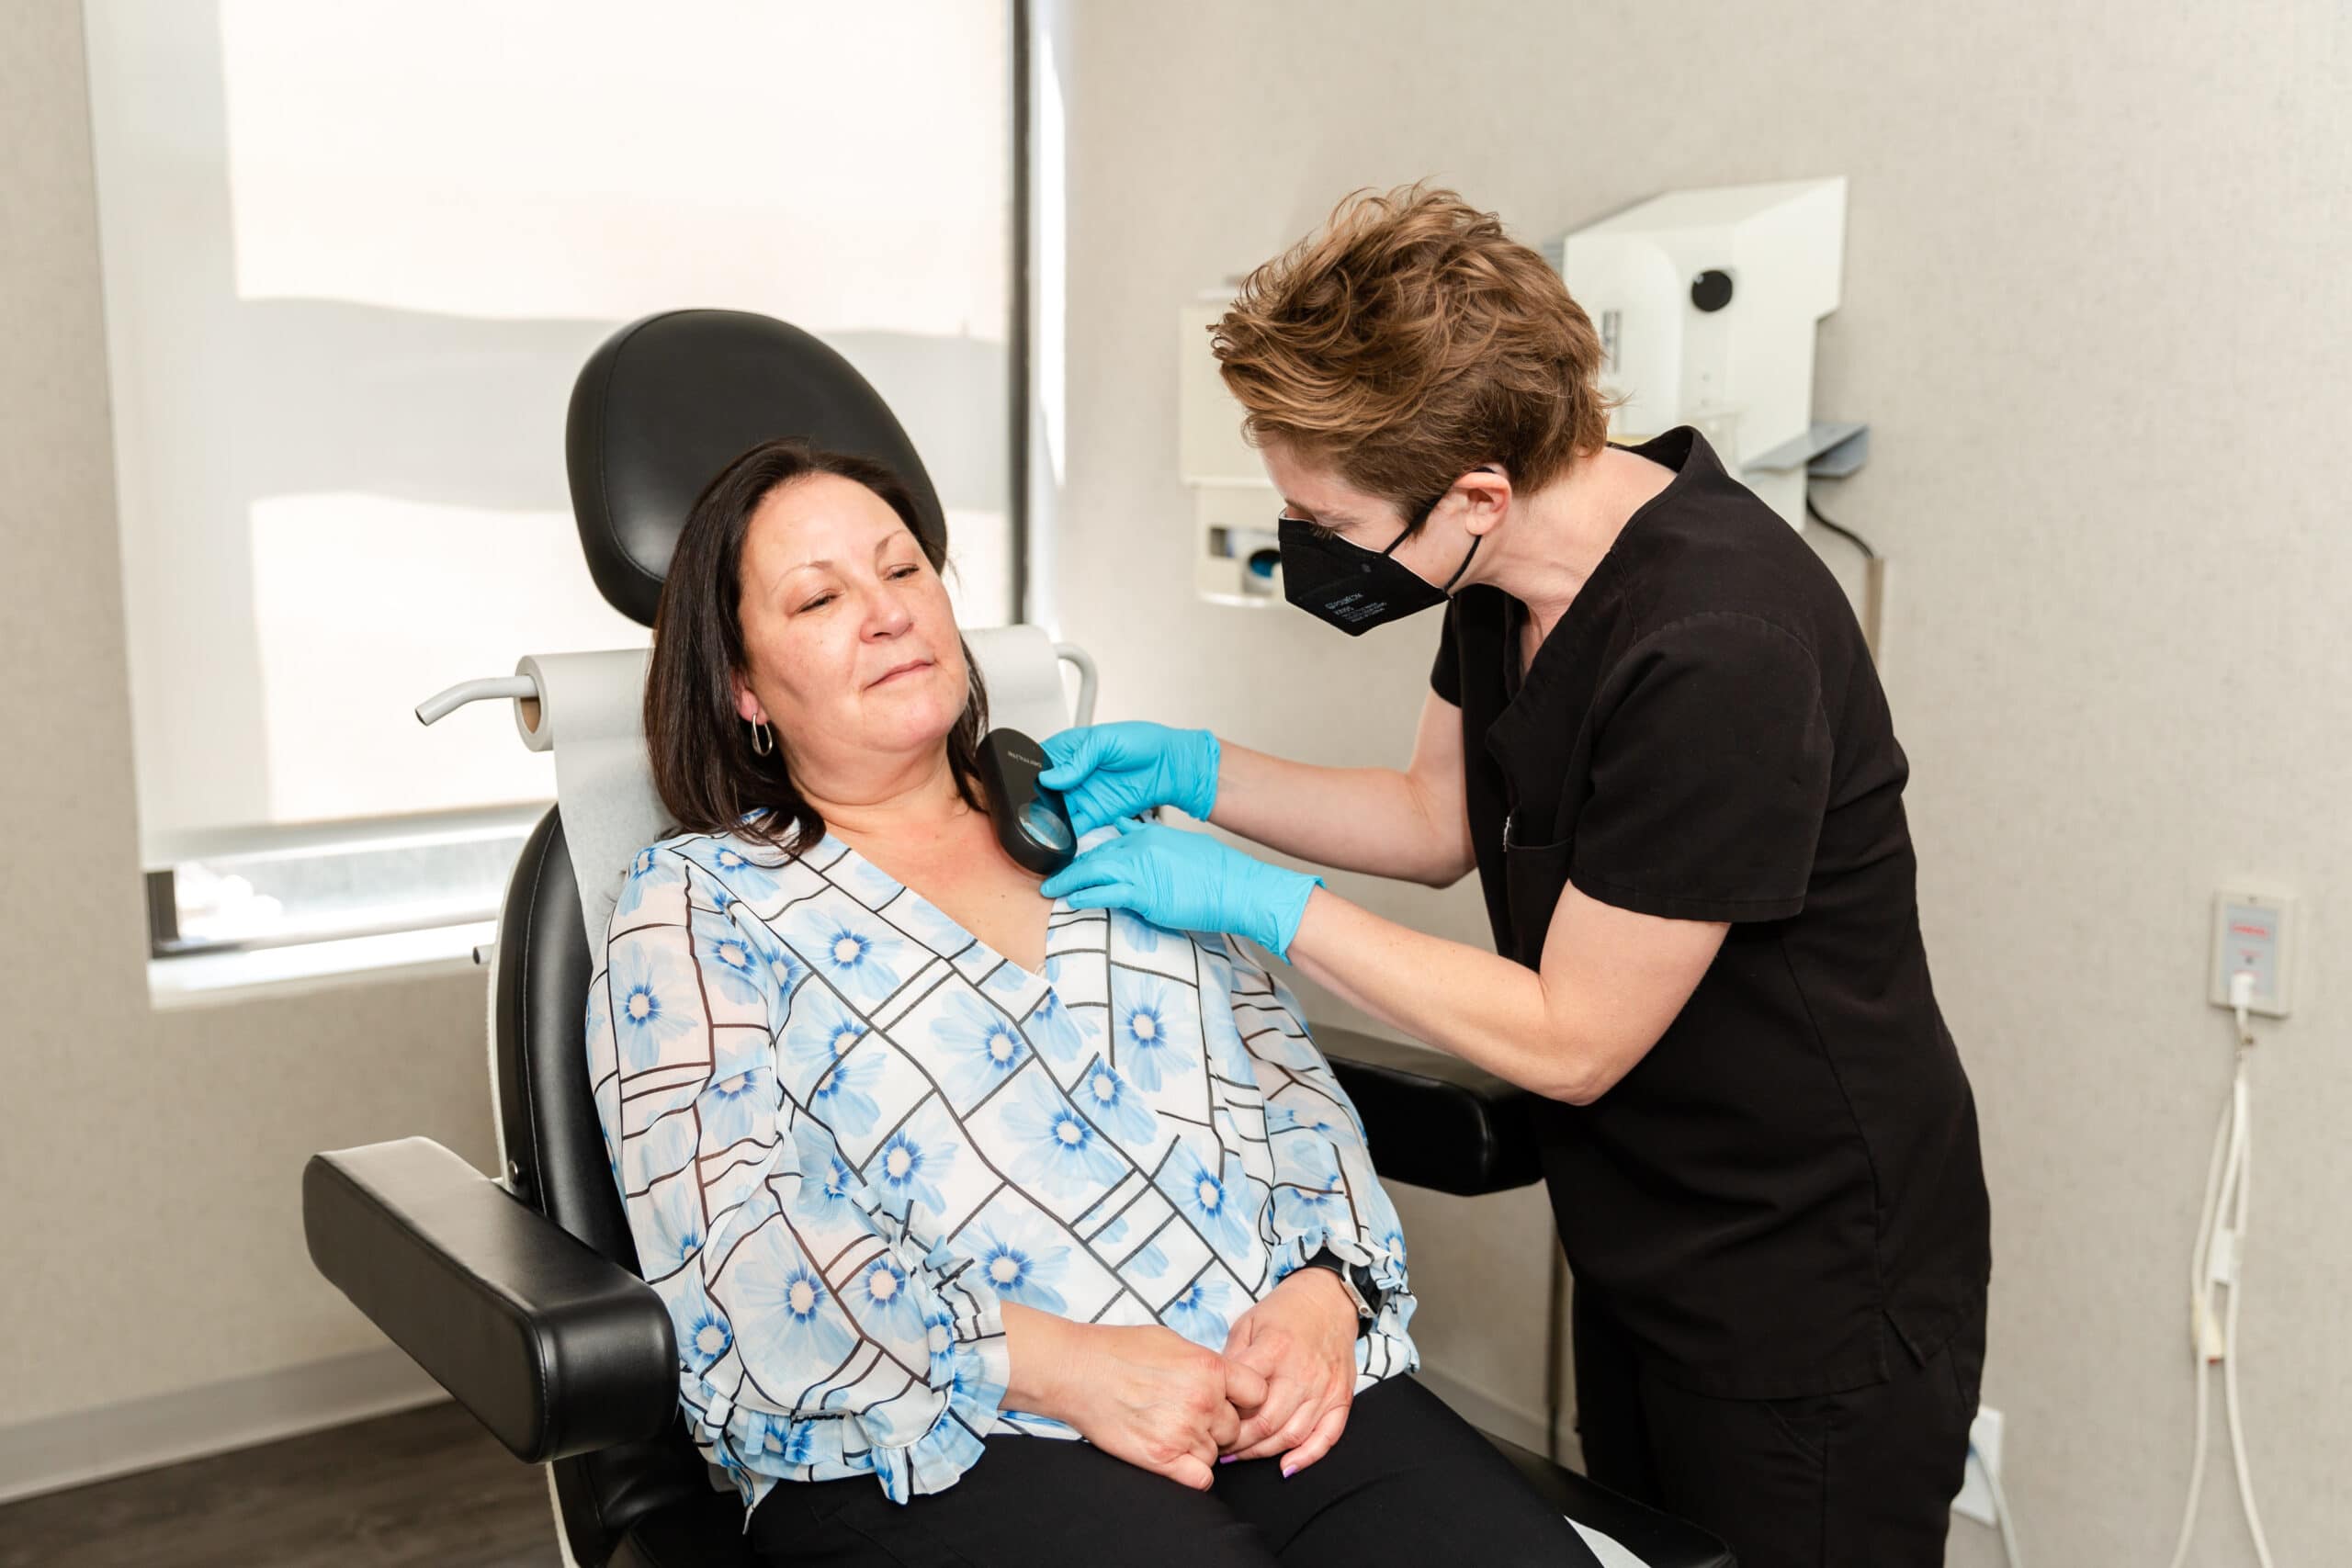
[1219,1454,1237,1464]
[1281,1465,1295,1479]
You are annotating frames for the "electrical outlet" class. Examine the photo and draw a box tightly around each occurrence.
[1951,1405,2004,1528]
[2209,888,2295,1018]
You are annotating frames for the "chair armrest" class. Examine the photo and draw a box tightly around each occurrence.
[302,1136,678,1463]
[1315,1024,1544,1197]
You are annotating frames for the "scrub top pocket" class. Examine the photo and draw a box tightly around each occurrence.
[1501,827,1576,964]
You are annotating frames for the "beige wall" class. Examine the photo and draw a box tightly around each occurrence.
[6,0,2349,1560]
[0,2,495,1427]
[1046,2,2351,1562]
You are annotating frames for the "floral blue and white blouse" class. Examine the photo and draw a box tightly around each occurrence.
[584,824,1418,1519]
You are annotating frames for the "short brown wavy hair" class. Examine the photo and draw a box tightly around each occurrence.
[1211,185,1612,521]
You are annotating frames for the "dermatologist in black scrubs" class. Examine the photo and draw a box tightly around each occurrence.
[1036,186,1991,1568]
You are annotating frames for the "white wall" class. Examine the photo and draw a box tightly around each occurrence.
[1045,2,2352,1562]
[0,0,495,1449]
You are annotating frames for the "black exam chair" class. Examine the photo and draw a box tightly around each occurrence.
[301,309,1734,1568]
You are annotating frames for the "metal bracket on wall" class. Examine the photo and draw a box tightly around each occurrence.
[1745,419,1870,478]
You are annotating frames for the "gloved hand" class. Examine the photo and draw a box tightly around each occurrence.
[1039,722,1221,837]
[1039,820,1323,962]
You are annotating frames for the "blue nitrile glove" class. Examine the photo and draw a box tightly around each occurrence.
[1038,819,1324,962]
[1037,722,1221,837]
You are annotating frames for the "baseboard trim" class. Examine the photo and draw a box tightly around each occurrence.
[0,1347,447,1506]
[1415,1364,1585,1471]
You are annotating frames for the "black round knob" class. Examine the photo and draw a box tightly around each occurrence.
[1690,269,1735,312]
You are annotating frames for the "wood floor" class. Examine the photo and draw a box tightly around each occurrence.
[0,1401,560,1568]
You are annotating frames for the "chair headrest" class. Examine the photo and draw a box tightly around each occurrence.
[564,310,949,626]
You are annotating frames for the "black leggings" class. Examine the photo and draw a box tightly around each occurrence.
[747,1375,1600,1567]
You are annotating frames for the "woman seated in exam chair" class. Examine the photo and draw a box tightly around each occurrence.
[587,438,1602,1566]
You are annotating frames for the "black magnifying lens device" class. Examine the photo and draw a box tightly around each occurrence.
[978,727,1078,875]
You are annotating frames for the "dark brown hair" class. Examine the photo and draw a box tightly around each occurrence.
[644,438,989,856]
[1212,184,1614,526]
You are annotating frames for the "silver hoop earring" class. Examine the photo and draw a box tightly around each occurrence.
[750,718,774,757]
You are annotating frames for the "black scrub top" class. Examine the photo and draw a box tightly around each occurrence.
[1431,427,1989,1401]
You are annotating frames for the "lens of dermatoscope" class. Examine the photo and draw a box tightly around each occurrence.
[1019,799,1074,852]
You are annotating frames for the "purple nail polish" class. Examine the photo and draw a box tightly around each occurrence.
[1281,1465,1295,1479]
[1218,1455,1237,1464]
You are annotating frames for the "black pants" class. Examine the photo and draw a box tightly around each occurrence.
[747,1375,1600,1567]
[1573,1294,1987,1568]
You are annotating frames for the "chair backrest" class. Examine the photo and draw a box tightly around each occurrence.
[490,310,1074,1562]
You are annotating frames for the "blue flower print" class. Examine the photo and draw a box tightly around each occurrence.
[698,871,740,922]
[807,1048,881,1138]
[1115,980,1193,1094]
[826,845,905,910]
[682,839,783,903]
[1158,1141,1252,1259]
[781,896,912,1009]
[1161,1277,1230,1348]
[616,844,681,919]
[676,1291,735,1373]
[639,1179,707,1280]
[1201,1004,1254,1083]
[870,1129,954,1224]
[610,942,696,1070]
[968,1225,1069,1314]
[784,996,867,1081]
[1359,1179,1406,1270]
[854,1254,927,1340]
[1272,1170,1343,1234]
[734,1262,855,1374]
[784,989,879,1134]
[889,891,975,958]
[922,1307,958,1383]
[950,1340,1006,1415]
[701,1062,773,1152]
[1023,987,1088,1063]
[1374,1227,1408,1275]
[1093,1213,1165,1277]
[755,930,807,998]
[583,983,610,1070]
[1001,1075,1126,1197]
[1111,907,1162,954]
[933,991,1028,1104]
[699,925,767,1008]
[822,927,872,973]
[741,1410,814,1471]
[789,1122,864,1223]
[1076,1060,1158,1149]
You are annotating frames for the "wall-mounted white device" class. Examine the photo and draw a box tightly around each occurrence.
[2209,886,2296,1019]
[1557,176,1856,528]
[1178,291,1285,606]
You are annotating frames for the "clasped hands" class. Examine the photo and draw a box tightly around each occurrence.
[1013,1265,1361,1491]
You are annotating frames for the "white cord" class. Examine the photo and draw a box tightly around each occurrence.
[2161,1087,2233,1568]
[2222,1074,2278,1568]
[2163,978,2280,1568]
[1972,1438,2027,1568]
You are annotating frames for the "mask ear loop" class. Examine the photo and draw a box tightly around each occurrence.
[1390,464,1497,590]
[1440,533,1482,592]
